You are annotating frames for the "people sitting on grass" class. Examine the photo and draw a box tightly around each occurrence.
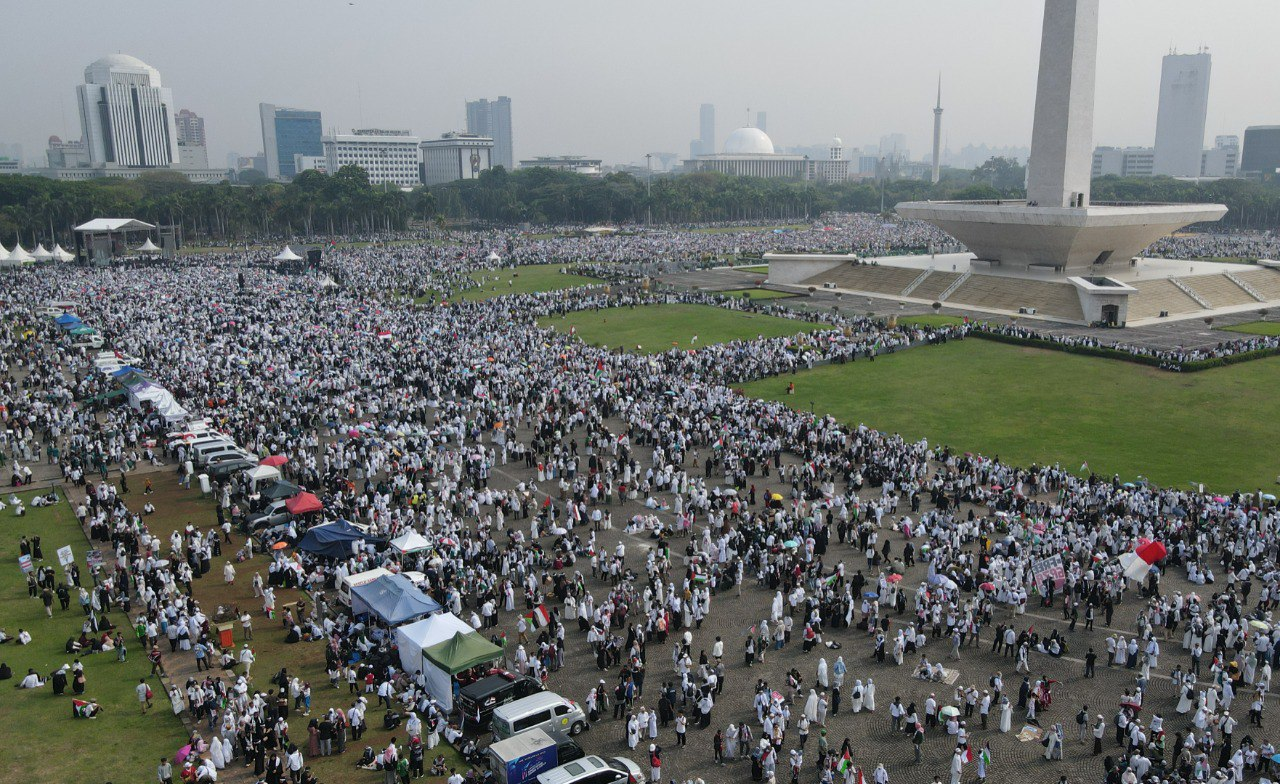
[15,668,44,688]
[71,698,102,718]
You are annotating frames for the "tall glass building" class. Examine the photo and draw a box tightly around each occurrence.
[260,103,323,180]
[465,97,513,170]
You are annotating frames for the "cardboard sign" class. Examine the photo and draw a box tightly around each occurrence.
[18,554,33,574]
[57,545,75,567]
[1030,553,1066,590]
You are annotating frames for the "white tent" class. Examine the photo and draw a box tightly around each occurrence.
[246,465,282,491]
[389,530,432,554]
[52,245,75,262]
[31,244,53,261]
[136,238,160,252]
[393,612,475,709]
[274,246,303,261]
[485,251,501,262]
[7,243,33,263]
[0,245,8,262]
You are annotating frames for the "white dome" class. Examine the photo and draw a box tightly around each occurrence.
[832,137,843,148]
[85,54,162,86]
[724,127,775,155]
[92,53,151,69]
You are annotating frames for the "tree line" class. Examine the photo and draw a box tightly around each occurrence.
[1,158,1277,247]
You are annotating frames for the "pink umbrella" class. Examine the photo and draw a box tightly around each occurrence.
[261,455,288,468]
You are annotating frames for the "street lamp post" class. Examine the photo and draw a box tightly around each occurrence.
[645,154,652,226]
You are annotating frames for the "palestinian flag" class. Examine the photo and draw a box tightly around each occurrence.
[692,573,709,586]
[376,330,392,340]
[964,747,973,763]
[823,572,839,587]
[836,750,853,775]
[980,748,992,767]
[525,604,550,628]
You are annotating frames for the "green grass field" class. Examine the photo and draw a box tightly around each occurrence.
[456,265,600,301]
[1220,321,1280,336]
[735,265,769,274]
[741,338,1280,490]
[723,289,796,300]
[0,489,185,784]
[540,303,825,354]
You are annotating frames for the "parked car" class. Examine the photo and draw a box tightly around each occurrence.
[459,671,545,729]
[534,756,640,784]
[491,693,588,741]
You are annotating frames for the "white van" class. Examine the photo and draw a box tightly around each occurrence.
[72,335,104,350]
[337,567,394,608]
[40,301,77,318]
[491,693,588,741]
[192,440,243,466]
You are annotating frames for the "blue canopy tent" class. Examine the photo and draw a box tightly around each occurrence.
[55,313,83,328]
[350,573,442,625]
[295,519,383,559]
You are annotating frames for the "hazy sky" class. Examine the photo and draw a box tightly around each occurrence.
[3,0,1277,168]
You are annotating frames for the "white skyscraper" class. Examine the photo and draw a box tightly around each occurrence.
[77,54,178,167]
[1153,51,1211,177]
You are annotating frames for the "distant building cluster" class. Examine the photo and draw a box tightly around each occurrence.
[5,45,1278,189]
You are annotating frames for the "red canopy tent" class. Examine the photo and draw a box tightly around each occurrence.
[261,455,288,468]
[285,492,323,515]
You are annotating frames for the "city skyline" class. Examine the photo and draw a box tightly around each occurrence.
[0,0,1276,170]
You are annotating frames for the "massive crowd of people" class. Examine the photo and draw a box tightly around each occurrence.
[0,217,1278,784]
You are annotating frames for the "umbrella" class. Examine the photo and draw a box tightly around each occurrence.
[886,574,903,584]
[939,706,960,718]
[980,582,996,591]
[1249,619,1271,631]
[770,493,784,501]
[438,537,457,548]
[864,591,879,599]
[783,540,799,549]
[1263,493,1277,502]
[271,541,289,550]
[261,455,288,468]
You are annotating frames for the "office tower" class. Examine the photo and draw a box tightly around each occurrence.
[77,54,178,167]
[1153,51,1211,177]
[700,103,716,155]
[322,129,422,188]
[466,97,513,170]
[755,111,767,134]
[175,109,206,147]
[1241,126,1280,177]
[259,103,323,180]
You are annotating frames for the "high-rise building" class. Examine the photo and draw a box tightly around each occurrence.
[175,109,206,147]
[755,111,767,134]
[421,133,493,186]
[465,97,513,170]
[1241,126,1280,177]
[1153,51,1211,177]
[322,129,421,188]
[259,103,323,180]
[77,54,178,167]
[699,103,716,156]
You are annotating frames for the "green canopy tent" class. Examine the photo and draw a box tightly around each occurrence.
[422,631,504,684]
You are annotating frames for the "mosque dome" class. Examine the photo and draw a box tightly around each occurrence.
[724,127,775,155]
